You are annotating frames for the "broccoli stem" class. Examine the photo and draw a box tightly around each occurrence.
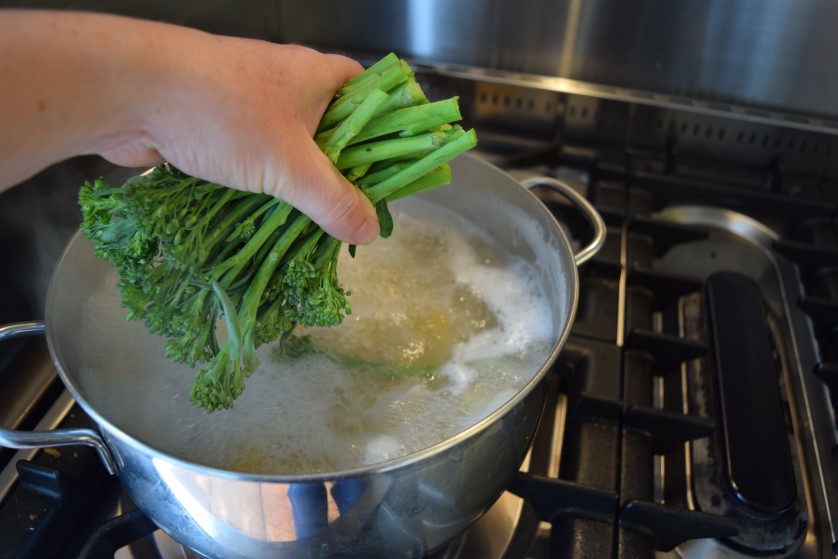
[318,59,412,131]
[354,161,411,188]
[281,226,326,268]
[179,194,274,266]
[344,163,372,182]
[322,89,389,164]
[251,218,290,271]
[347,97,462,145]
[335,129,449,171]
[316,81,439,149]
[205,196,275,248]
[236,213,313,366]
[372,79,428,116]
[191,213,314,411]
[365,128,478,203]
[312,235,341,269]
[386,164,452,202]
[258,227,323,310]
[223,196,283,242]
[211,202,294,284]
[337,52,400,96]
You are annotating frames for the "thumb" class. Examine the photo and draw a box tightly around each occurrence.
[279,145,380,245]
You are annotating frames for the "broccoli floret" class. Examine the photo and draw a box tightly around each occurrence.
[78,53,477,411]
[292,237,350,328]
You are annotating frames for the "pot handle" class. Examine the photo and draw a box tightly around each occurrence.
[0,321,118,475]
[521,176,607,266]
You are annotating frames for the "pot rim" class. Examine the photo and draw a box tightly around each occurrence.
[45,154,581,483]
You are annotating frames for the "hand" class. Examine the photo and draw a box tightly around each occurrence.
[102,40,379,245]
[0,11,379,244]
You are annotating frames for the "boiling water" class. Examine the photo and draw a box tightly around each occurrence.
[78,199,557,474]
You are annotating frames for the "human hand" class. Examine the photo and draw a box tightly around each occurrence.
[101,37,378,245]
[106,39,378,244]
[0,11,378,244]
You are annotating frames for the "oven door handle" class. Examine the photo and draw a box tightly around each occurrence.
[521,176,606,266]
[0,321,118,475]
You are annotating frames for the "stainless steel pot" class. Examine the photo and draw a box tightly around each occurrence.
[0,154,604,559]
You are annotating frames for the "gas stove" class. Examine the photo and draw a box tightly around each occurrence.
[1,64,837,559]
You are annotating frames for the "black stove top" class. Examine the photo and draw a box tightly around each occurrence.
[1,135,837,558]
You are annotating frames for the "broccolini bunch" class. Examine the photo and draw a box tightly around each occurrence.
[79,53,477,411]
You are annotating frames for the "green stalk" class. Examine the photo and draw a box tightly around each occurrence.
[373,79,428,115]
[322,89,389,164]
[237,213,314,367]
[316,79,430,147]
[347,97,462,145]
[200,194,275,260]
[223,195,284,242]
[355,161,411,188]
[365,128,478,203]
[318,60,412,132]
[257,228,322,306]
[212,279,242,362]
[335,130,448,171]
[344,163,372,182]
[202,214,314,404]
[241,214,312,320]
[182,184,237,230]
[338,52,400,95]
[386,164,452,202]
[311,235,342,269]
[253,216,293,269]
[280,225,325,268]
[212,203,294,283]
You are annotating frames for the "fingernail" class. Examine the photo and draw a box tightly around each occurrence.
[351,216,379,244]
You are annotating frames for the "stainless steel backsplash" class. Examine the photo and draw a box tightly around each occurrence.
[273,0,838,122]
[4,0,835,121]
